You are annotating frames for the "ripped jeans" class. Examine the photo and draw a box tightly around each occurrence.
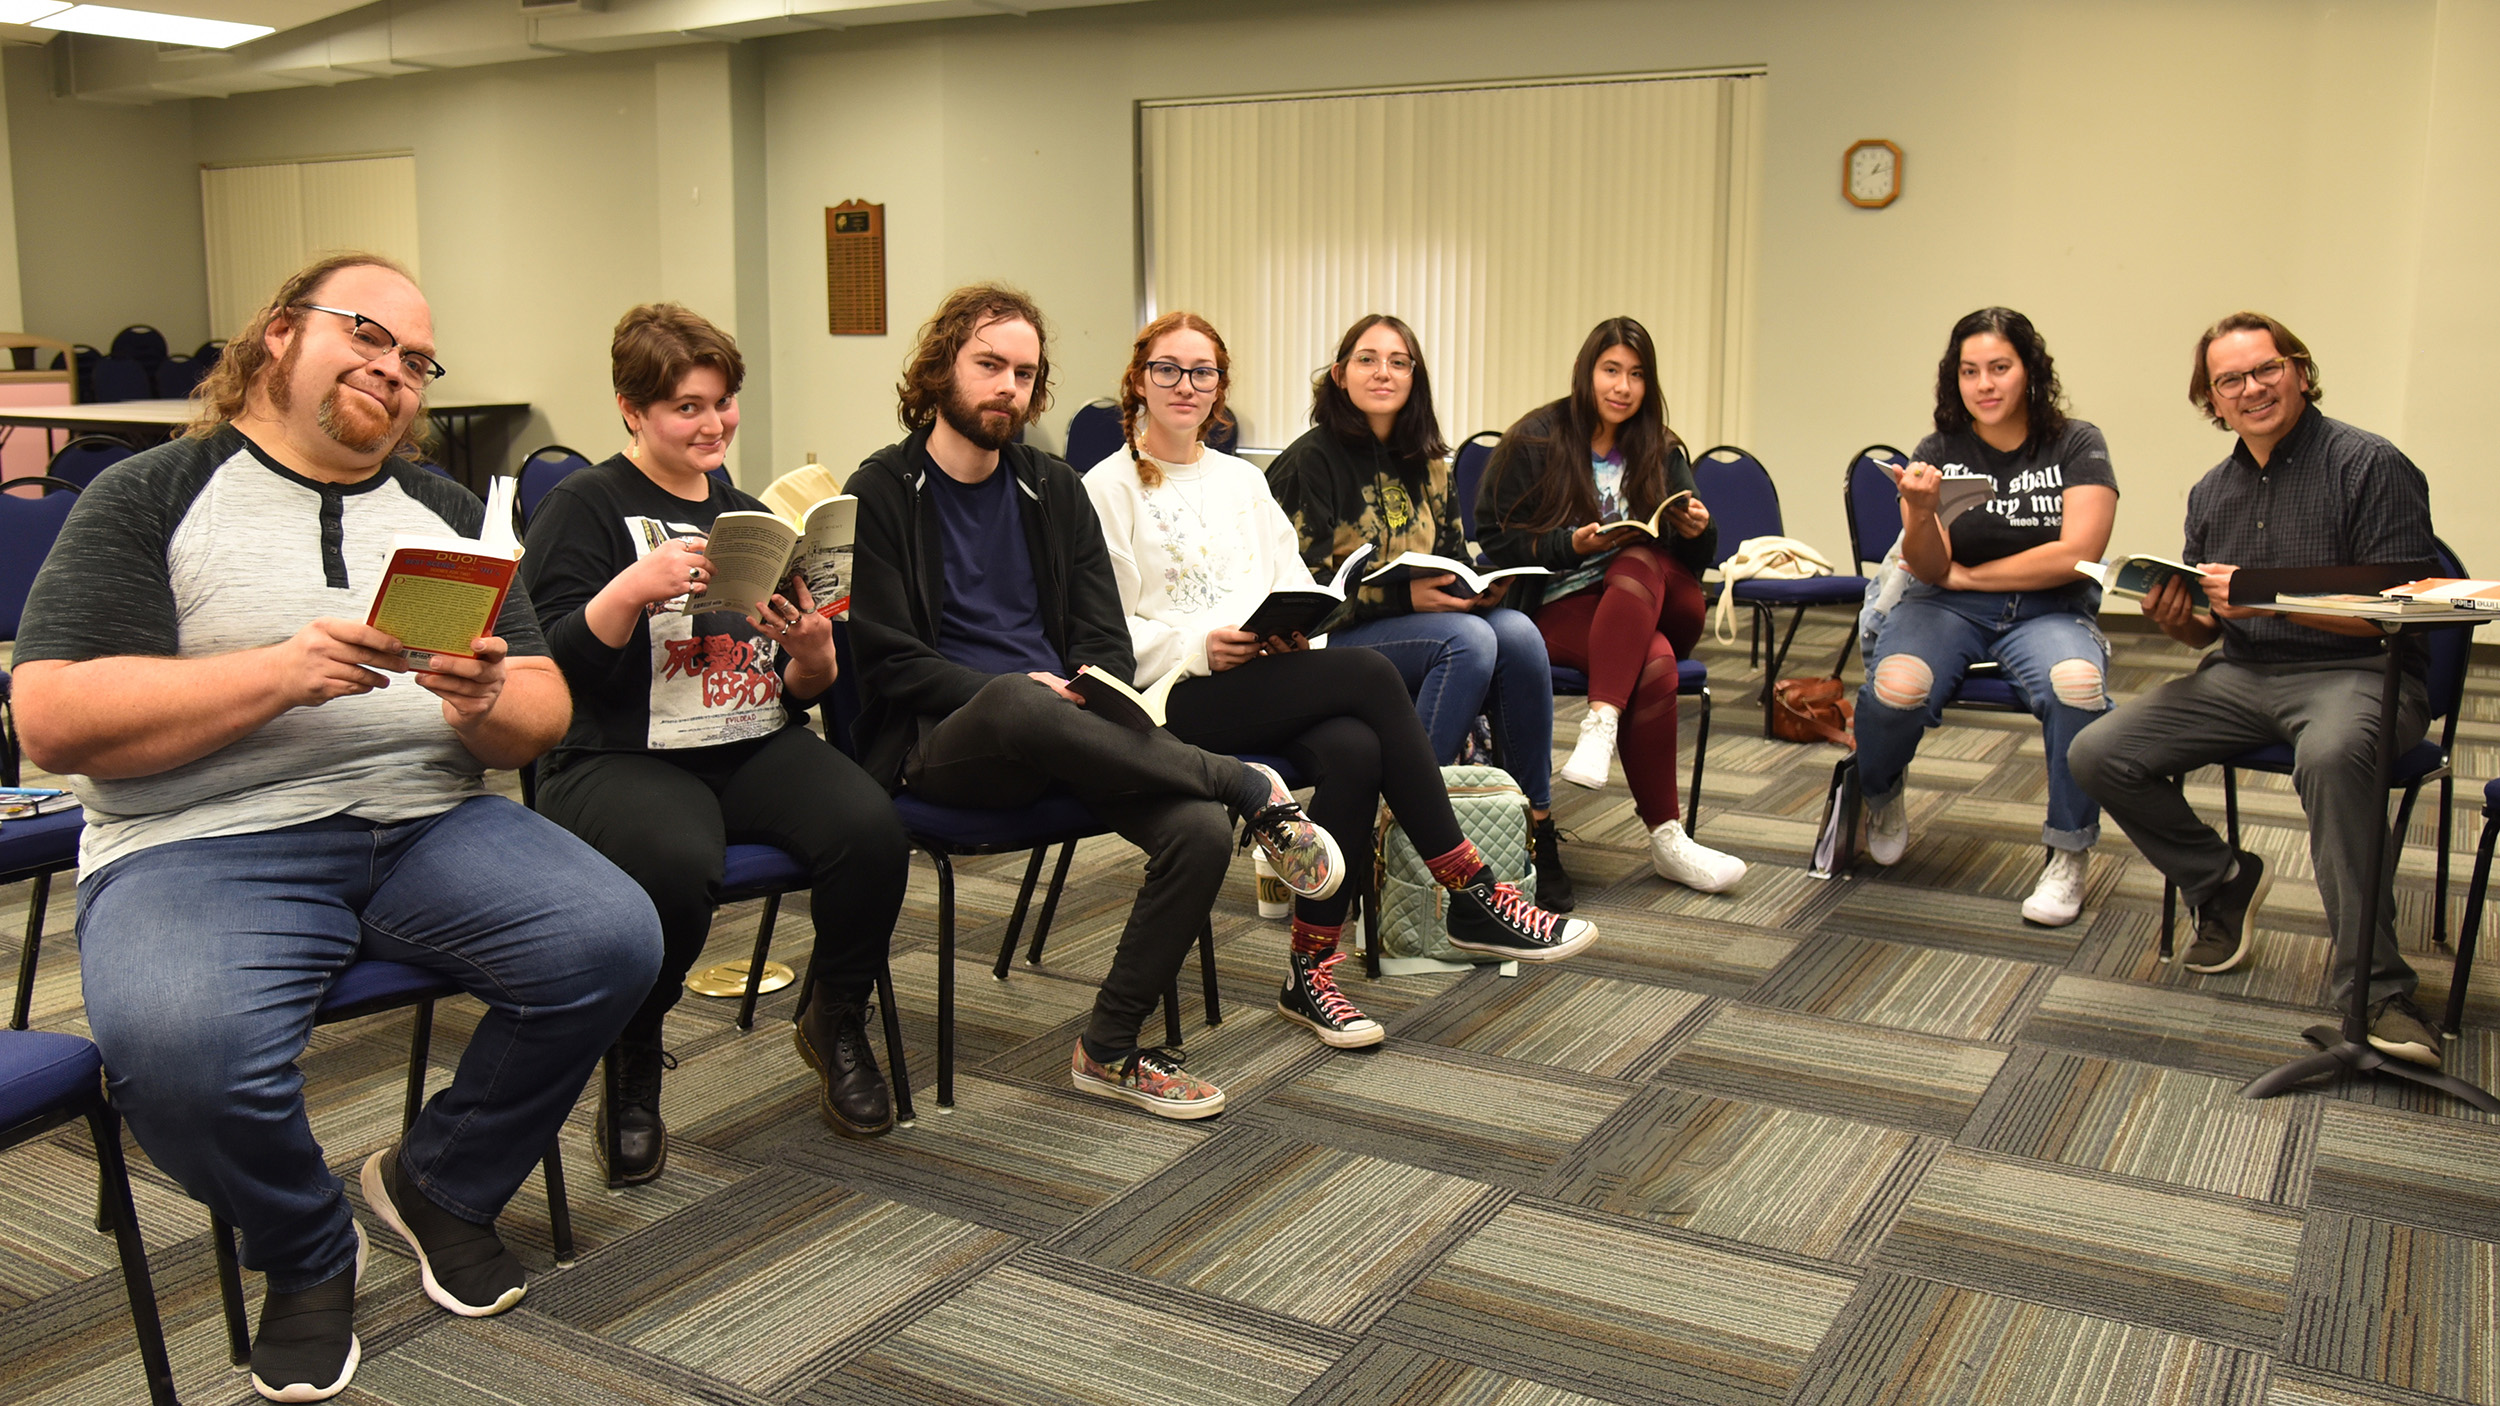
[1855,578,2111,851]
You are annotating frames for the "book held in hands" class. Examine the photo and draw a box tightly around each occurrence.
[1878,461,1997,529]
[2077,554,2210,609]
[1360,552,1550,601]
[1591,490,1696,539]
[1067,665,1184,732]
[686,495,858,623]
[365,476,522,672]
[1237,543,1372,642]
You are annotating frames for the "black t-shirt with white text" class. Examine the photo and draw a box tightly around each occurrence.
[1911,420,2117,568]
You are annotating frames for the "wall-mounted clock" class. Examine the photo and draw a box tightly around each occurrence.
[1845,139,1901,209]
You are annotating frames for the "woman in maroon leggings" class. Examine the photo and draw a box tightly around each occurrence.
[1476,316,1745,892]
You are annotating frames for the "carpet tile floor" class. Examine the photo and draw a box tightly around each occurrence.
[7,616,2500,1404]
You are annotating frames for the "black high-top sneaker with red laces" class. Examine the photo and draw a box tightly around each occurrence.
[1445,877,1597,961]
[1277,950,1385,1048]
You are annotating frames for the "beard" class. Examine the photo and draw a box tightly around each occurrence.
[939,382,1021,452]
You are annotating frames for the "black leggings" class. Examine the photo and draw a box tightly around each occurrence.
[1163,647,1466,925]
[538,725,910,1045]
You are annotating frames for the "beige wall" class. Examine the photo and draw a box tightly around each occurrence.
[760,0,2500,573]
[6,44,206,351]
[9,0,2496,562]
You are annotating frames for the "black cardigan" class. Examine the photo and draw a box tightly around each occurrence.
[846,426,1135,790]
[1473,402,1717,615]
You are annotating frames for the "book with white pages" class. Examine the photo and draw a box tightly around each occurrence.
[1067,664,1185,732]
[683,494,858,621]
[2077,554,2210,609]
[1360,552,1550,600]
[2382,577,2500,612]
[1878,460,1997,529]
[1236,543,1373,642]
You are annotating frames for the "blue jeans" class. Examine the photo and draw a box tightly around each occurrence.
[1854,584,2110,850]
[77,797,662,1292]
[1328,607,1553,809]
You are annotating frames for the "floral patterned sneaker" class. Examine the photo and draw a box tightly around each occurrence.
[1240,762,1344,900]
[1070,1041,1227,1120]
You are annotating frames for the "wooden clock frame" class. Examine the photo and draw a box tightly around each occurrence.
[1844,139,1902,209]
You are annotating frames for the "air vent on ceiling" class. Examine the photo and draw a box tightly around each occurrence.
[519,0,603,14]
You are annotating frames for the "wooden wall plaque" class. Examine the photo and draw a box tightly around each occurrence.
[825,201,886,336]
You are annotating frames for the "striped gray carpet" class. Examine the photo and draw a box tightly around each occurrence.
[5,614,2499,1404]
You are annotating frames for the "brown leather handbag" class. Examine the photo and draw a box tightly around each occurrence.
[1771,677,1855,747]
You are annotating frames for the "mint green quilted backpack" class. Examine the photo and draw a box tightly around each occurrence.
[1370,764,1537,968]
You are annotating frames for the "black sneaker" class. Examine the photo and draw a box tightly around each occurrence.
[795,991,895,1137]
[596,1039,676,1187]
[2368,994,2443,1067]
[1276,950,1384,1048]
[1445,877,1597,962]
[1531,816,1577,913]
[249,1223,362,1402]
[2184,849,2270,974]
[361,1148,526,1318]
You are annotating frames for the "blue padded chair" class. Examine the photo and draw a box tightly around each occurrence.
[1452,430,1502,542]
[2444,776,2500,1038]
[90,358,154,404]
[1063,399,1124,473]
[2156,538,2476,960]
[45,434,137,489]
[1692,445,1872,737]
[1549,661,1715,837]
[53,345,100,403]
[825,623,1132,1108]
[0,1030,178,1404]
[1841,443,2026,714]
[707,466,732,490]
[192,339,225,371]
[206,958,576,1367]
[151,356,202,400]
[1,476,81,642]
[515,444,594,532]
[3,669,84,1034]
[108,325,168,369]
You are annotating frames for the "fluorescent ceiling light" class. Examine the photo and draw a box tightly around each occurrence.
[0,0,68,20]
[34,3,272,46]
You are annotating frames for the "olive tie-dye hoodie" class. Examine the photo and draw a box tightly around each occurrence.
[1265,425,1465,626]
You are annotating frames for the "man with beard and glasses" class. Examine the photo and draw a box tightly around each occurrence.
[2071,311,2445,1067]
[848,284,1340,1120]
[10,253,662,1402]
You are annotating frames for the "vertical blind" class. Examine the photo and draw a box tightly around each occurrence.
[202,155,421,338]
[1141,71,1764,453]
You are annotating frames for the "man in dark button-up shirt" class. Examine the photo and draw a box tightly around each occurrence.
[2070,311,2443,1066]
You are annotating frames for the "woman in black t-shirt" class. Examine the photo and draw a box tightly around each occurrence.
[521,304,908,1186]
[1857,308,2117,927]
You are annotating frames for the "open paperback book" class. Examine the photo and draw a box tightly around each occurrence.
[2382,577,2500,612]
[1361,552,1550,601]
[1592,490,1695,539]
[1237,543,1373,642]
[2265,592,2462,618]
[1066,664,1184,732]
[685,494,857,621]
[1878,461,1997,529]
[364,475,522,672]
[2077,554,2210,609]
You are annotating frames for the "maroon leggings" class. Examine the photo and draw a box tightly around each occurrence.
[1535,544,1707,825]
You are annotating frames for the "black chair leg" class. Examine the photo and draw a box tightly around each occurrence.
[2447,817,2496,1037]
[2223,768,2241,849]
[994,847,1051,979]
[875,961,914,1126]
[1162,977,1184,1049]
[213,1214,250,1366]
[1025,842,1079,966]
[1687,685,1712,838]
[86,1100,178,1406]
[927,847,959,1110]
[736,893,783,1032]
[12,871,50,1031]
[2434,772,2455,949]
[543,1140,574,1265]
[1198,919,1221,1027]
[402,1000,435,1133]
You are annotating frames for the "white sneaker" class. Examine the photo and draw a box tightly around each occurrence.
[2020,847,2088,927]
[1649,820,1747,893]
[1865,792,1909,866]
[1558,706,1618,789]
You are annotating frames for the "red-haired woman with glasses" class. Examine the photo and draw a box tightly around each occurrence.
[1082,312,1594,1049]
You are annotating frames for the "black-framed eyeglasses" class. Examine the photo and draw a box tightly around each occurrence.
[2210,356,2293,399]
[1145,360,1224,392]
[296,304,447,385]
